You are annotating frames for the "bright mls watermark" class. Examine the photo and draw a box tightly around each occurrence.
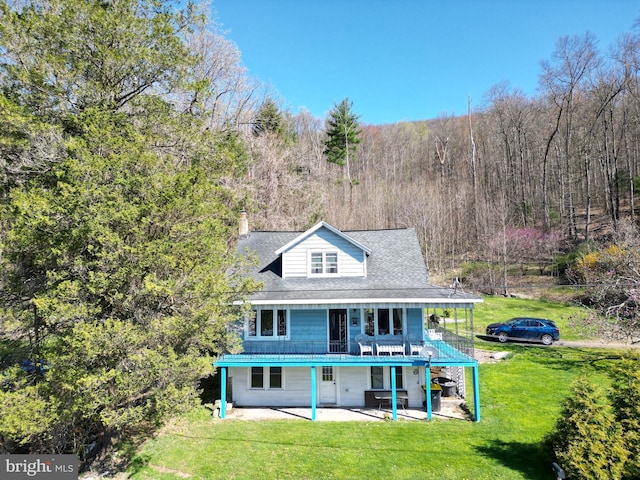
[0,455,78,479]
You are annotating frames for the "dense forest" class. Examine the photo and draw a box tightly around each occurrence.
[0,0,639,467]
[246,30,640,276]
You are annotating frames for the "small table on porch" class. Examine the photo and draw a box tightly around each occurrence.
[372,390,408,411]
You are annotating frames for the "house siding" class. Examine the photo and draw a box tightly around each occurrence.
[407,308,423,335]
[281,229,366,278]
[244,307,425,348]
[336,367,369,406]
[229,366,427,408]
[230,367,312,407]
[289,309,326,341]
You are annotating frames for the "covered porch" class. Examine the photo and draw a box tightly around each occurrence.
[215,343,480,422]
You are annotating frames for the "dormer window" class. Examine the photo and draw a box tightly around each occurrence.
[309,252,338,275]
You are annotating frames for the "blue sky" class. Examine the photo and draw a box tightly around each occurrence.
[212,0,640,125]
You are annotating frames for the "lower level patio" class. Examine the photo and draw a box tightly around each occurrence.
[215,339,480,422]
[216,397,468,422]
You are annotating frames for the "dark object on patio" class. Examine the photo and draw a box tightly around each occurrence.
[432,377,457,397]
[430,384,441,412]
[373,390,408,410]
[364,390,408,409]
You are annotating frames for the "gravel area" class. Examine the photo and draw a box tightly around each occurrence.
[475,338,639,364]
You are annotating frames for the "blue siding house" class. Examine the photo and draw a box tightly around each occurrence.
[215,214,483,421]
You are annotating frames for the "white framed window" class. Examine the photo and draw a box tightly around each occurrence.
[310,252,323,274]
[325,252,338,273]
[250,366,283,389]
[270,367,283,389]
[394,367,404,389]
[364,308,404,336]
[369,366,403,390]
[250,366,263,388]
[248,309,288,338]
[308,251,339,275]
[370,366,384,389]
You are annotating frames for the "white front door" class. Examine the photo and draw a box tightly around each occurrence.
[319,366,337,404]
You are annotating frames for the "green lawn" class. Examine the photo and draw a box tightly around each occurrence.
[130,344,628,480]
[472,295,589,341]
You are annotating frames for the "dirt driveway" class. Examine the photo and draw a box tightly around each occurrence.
[555,339,639,349]
[475,338,639,363]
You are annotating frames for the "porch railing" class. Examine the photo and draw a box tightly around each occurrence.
[239,338,429,357]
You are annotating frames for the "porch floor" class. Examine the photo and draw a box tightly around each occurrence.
[218,398,467,422]
[216,339,477,367]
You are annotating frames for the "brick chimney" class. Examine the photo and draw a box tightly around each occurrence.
[239,210,249,239]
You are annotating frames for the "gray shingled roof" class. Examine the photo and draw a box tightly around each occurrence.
[236,227,481,305]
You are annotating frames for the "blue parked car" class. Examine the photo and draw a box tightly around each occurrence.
[486,317,560,345]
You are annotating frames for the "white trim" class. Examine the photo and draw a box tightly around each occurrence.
[362,306,405,336]
[370,365,384,389]
[237,297,483,306]
[370,366,405,390]
[275,221,372,256]
[326,308,349,353]
[248,366,285,390]
[307,250,340,277]
[246,307,290,340]
[318,366,340,405]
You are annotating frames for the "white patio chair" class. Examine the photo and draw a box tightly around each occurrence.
[376,343,405,356]
[408,336,423,355]
[427,329,443,341]
[355,334,374,356]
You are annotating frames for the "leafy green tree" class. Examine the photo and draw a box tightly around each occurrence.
[0,0,196,119]
[0,0,257,465]
[546,377,628,480]
[323,98,361,184]
[0,109,254,455]
[0,95,65,191]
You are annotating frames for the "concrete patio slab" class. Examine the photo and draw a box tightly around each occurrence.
[220,398,467,422]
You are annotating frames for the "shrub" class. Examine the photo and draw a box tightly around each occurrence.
[611,356,640,480]
[546,377,628,480]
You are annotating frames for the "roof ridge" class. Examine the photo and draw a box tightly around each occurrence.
[248,227,414,233]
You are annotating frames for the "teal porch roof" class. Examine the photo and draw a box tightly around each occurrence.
[215,340,477,368]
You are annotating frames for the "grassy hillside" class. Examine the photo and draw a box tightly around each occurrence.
[473,295,588,341]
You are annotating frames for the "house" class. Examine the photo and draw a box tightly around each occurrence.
[215,213,483,421]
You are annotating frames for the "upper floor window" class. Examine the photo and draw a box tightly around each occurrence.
[248,309,287,338]
[309,252,338,275]
[365,308,404,336]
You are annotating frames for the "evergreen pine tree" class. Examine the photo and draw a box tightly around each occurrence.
[546,377,628,480]
[252,97,286,138]
[323,98,361,184]
[610,357,640,480]
[0,0,255,461]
